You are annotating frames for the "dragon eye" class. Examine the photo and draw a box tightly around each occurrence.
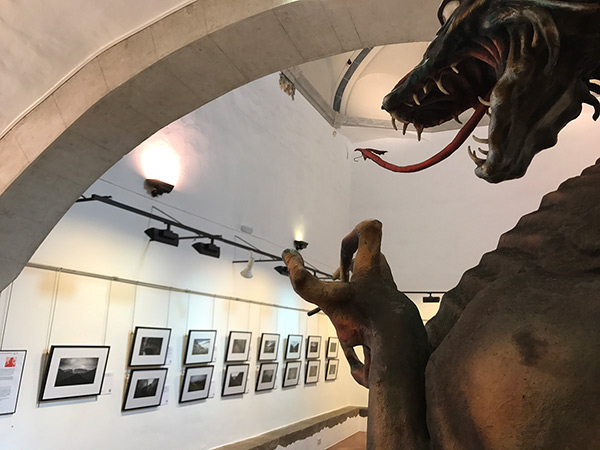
[438,0,460,24]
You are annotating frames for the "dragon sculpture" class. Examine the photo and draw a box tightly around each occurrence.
[283,0,600,448]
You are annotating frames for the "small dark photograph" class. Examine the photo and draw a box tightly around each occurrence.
[229,371,244,387]
[54,357,98,387]
[139,337,163,356]
[288,367,298,380]
[289,342,300,353]
[133,377,159,398]
[330,342,337,353]
[232,339,247,354]
[310,342,318,352]
[192,338,210,355]
[264,340,276,353]
[309,365,318,377]
[261,369,274,383]
[188,374,207,392]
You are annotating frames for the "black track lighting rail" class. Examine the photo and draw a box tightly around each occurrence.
[76,194,332,279]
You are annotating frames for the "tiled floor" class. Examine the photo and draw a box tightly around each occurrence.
[327,432,366,449]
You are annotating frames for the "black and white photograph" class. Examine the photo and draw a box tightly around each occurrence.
[225,331,252,362]
[184,330,217,365]
[284,334,303,360]
[282,361,301,388]
[325,359,339,381]
[327,336,339,359]
[39,346,110,402]
[305,360,321,384]
[129,326,171,366]
[258,333,279,361]
[255,362,278,392]
[180,365,213,403]
[123,368,168,411]
[222,364,249,396]
[306,335,321,359]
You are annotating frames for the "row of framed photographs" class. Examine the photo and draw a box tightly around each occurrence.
[129,327,340,367]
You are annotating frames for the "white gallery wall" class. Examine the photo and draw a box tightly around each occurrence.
[0,74,367,450]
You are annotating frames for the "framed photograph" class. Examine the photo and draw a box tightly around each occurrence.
[258,333,280,361]
[306,336,321,359]
[325,359,339,381]
[0,350,26,414]
[305,360,321,384]
[284,334,303,360]
[39,346,109,402]
[129,326,171,367]
[222,364,249,396]
[225,331,252,362]
[184,330,217,365]
[179,365,213,403]
[256,362,278,392]
[282,361,301,388]
[327,337,339,359]
[122,368,168,411]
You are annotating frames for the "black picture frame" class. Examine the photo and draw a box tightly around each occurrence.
[129,326,171,367]
[282,361,302,388]
[326,336,339,359]
[179,365,213,403]
[306,335,321,359]
[39,346,110,402]
[184,330,217,365]
[257,333,280,361]
[325,359,339,381]
[222,364,249,396]
[256,362,278,392]
[305,360,321,384]
[122,368,168,411]
[225,331,252,362]
[284,334,303,360]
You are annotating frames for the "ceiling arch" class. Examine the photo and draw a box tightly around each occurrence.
[0,0,441,291]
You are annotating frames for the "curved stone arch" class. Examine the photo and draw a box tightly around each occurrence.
[0,0,439,290]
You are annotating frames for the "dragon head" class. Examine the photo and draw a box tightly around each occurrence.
[379,0,600,183]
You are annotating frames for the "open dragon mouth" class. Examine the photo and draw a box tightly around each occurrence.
[357,0,600,183]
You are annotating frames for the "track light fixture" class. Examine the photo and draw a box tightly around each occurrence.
[144,178,174,197]
[240,255,254,279]
[144,225,179,246]
[423,293,440,303]
[274,265,290,276]
[294,240,309,251]
[192,239,221,259]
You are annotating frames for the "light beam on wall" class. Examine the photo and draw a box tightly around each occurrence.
[140,142,181,195]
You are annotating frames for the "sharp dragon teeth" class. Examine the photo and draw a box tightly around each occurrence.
[435,78,450,95]
[473,135,489,144]
[392,117,398,131]
[413,94,421,106]
[415,124,424,141]
[454,115,462,124]
[451,63,459,74]
[468,146,486,166]
[478,96,491,107]
[478,147,489,156]
[423,84,429,94]
[402,122,409,135]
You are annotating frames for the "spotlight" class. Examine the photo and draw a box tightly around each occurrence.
[240,255,254,279]
[294,240,308,251]
[192,240,221,259]
[274,265,289,276]
[144,226,179,246]
[423,294,440,303]
[144,179,174,197]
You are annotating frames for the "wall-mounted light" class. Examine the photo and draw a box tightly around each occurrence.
[423,294,440,303]
[145,226,179,246]
[144,179,174,197]
[294,240,308,251]
[193,240,221,259]
[240,255,254,279]
[140,142,180,197]
[274,265,289,276]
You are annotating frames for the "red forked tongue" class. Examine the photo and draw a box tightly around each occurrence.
[356,93,490,173]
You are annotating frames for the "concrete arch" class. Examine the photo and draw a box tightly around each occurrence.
[0,0,440,290]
